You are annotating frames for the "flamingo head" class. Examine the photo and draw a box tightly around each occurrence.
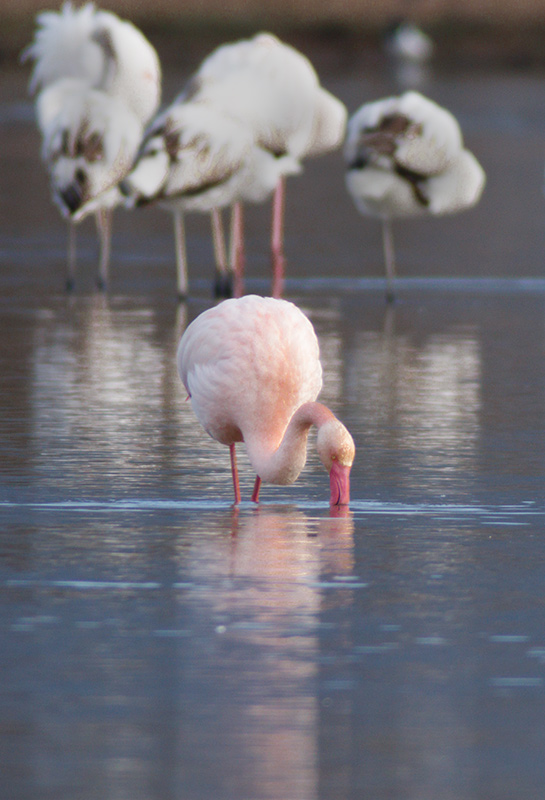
[316,419,355,506]
[121,130,169,205]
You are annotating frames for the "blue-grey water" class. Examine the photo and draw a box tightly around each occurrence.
[2,39,545,800]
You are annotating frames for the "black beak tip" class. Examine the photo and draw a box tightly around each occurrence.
[119,179,131,198]
[59,184,83,215]
[348,155,369,171]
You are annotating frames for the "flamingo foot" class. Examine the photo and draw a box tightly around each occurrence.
[214,271,233,299]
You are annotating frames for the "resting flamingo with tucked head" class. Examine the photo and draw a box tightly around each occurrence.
[182,32,347,297]
[122,98,298,300]
[344,90,485,302]
[177,295,355,505]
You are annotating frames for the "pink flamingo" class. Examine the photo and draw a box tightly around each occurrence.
[177,295,355,505]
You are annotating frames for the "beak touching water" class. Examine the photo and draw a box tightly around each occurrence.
[329,460,351,506]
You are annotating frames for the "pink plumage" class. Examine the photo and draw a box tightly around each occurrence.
[177,295,355,505]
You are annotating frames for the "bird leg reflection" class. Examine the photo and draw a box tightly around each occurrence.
[96,208,112,291]
[230,443,241,504]
[66,220,77,291]
[382,217,397,303]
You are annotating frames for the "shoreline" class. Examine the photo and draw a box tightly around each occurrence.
[5,9,545,69]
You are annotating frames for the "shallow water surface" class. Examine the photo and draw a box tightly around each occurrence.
[2,47,545,800]
[2,286,545,800]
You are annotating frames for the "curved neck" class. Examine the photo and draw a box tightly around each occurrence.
[244,402,335,485]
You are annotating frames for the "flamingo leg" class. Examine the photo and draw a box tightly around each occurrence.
[381,217,397,303]
[271,175,286,299]
[229,443,241,505]
[251,476,262,504]
[211,208,232,298]
[173,209,188,301]
[95,207,112,291]
[230,202,245,298]
[66,220,77,292]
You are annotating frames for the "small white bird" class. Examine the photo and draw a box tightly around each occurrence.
[344,90,486,301]
[177,295,355,505]
[385,21,434,64]
[23,1,161,290]
[183,32,347,297]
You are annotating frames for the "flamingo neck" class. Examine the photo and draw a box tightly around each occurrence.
[244,402,335,486]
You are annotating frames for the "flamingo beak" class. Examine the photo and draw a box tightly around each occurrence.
[329,460,351,506]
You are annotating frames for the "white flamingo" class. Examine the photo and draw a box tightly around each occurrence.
[180,32,347,297]
[122,99,299,299]
[177,295,355,505]
[344,90,486,301]
[23,1,161,290]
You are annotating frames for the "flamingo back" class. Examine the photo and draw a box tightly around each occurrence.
[24,1,160,126]
[124,101,256,212]
[185,32,321,161]
[24,2,106,92]
[305,88,347,159]
[345,91,463,179]
[177,296,323,450]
